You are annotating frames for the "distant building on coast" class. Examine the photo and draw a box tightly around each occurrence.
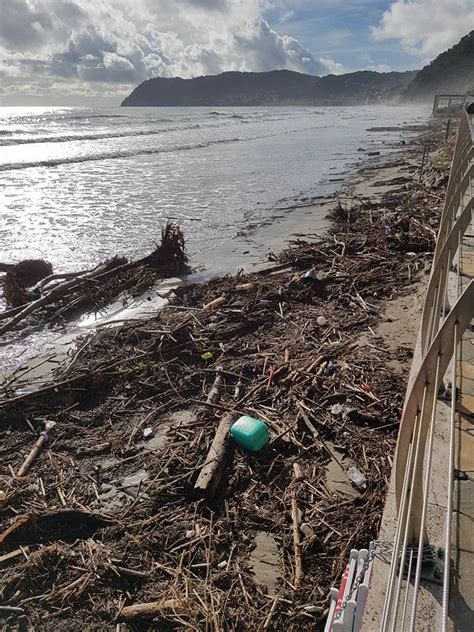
[433,86,474,117]
[432,93,469,117]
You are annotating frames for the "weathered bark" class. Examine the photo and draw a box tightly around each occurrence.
[206,366,224,404]
[202,296,226,311]
[17,434,47,477]
[291,490,303,589]
[194,412,237,497]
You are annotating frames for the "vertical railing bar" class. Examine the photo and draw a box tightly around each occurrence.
[441,227,462,631]
[400,548,414,630]
[456,226,462,300]
[382,385,428,629]
[429,281,442,345]
[424,292,437,352]
[441,322,458,632]
[390,393,431,631]
[427,283,440,348]
[443,249,452,322]
[381,435,417,631]
[409,354,442,632]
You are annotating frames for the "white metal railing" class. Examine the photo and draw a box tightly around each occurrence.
[380,104,474,631]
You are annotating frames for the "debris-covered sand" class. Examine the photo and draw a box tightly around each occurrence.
[0,121,453,631]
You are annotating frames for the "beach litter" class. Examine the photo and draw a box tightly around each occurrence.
[0,120,453,630]
[230,415,269,452]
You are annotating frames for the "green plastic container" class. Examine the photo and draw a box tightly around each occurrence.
[230,415,269,452]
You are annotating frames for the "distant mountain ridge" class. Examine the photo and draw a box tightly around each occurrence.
[405,30,474,100]
[121,31,474,107]
[121,69,416,107]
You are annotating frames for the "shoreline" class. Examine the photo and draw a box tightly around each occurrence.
[0,120,416,380]
[0,119,451,630]
[0,104,430,302]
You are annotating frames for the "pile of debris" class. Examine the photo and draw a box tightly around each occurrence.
[0,126,451,630]
[0,222,188,336]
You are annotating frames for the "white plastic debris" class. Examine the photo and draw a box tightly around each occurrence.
[143,427,154,440]
[347,466,366,489]
[122,469,148,488]
[302,269,316,281]
[317,316,327,326]
[217,561,227,570]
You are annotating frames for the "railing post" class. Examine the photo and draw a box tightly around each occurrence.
[395,106,474,543]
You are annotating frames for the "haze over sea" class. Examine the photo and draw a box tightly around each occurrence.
[1,105,428,280]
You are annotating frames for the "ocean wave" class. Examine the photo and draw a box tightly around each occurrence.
[0,121,335,171]
[67,114,128,120]
[145,118,174,123]
[0,137,241,172]
[209,111,247,119]
[209,110,268,120]
[0,123,203,146]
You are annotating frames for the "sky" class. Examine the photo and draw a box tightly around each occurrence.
[0,0,473,106]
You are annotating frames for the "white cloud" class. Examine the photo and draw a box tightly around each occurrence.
[355,53,391,73]
[280,10,295,23]
[318,57,344,75]
[372,0,474,58]
[0,0,342,100]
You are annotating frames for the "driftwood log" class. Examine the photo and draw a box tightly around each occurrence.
[0,258,134,334]
[0,222,187,335]
[194,412,237,497]
[17,434,48,477]
[120,598,189,620]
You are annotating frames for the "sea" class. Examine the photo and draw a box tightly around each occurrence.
[0,104,428,373]
[0,105,430,275]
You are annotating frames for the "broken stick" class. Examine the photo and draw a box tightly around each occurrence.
[202,296,226,311]
[291,489,303,589]
[17,432,49,477]
[206,365,224,404]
